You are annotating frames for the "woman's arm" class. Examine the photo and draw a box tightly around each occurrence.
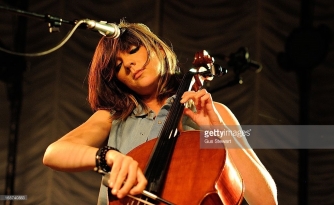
[43,109,113,172]
[43,109,147,198]
[215,102,278,205]
[181,89,278,205]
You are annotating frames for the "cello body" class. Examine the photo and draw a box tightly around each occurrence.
[109,130,244,205]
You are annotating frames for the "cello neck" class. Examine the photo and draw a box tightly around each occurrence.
[144,71,196,195]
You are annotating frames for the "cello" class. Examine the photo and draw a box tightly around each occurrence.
[107,50,244,205]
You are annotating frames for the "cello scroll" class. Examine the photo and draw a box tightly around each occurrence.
[190,50,227,91]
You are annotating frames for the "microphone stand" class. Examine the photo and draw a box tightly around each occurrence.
[0,5,76,205]
[0,5,119,204]
[0,4,27,205]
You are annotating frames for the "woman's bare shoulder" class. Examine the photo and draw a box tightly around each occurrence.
[213,102,239,126]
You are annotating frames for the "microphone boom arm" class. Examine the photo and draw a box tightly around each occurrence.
[0,5,76,32]
[0,5,120,56]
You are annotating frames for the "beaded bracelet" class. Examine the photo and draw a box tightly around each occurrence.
[94,146,120,175]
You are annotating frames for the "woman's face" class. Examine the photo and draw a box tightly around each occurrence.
[115,45,162,98]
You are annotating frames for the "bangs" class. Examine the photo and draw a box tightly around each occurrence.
[116,29,143,52]
[102,31,143,80]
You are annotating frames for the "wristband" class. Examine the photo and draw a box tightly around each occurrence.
[94,146,120,174]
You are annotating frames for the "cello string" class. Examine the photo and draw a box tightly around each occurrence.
[144,71,193,190]
[161,71,193,137]
[143,72,191,178]
[127,195,154,205]
[102,171,175,205]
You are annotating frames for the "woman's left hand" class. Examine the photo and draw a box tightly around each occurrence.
[180,89,223,126]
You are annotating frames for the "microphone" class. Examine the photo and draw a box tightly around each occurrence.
[85,19,120,38]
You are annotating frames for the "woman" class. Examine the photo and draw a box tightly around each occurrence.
[43,21,277,205]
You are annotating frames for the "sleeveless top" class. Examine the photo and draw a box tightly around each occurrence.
[97,96,199,205]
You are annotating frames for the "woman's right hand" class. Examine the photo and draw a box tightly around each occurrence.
[104,150,147,198]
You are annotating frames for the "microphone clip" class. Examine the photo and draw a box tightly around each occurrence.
[84,19,120,38]
[226,47,262,84]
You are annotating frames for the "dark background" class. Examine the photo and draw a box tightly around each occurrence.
[0,0,334,204]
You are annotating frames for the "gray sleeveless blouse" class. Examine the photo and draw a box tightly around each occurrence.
[97,96,199,204]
